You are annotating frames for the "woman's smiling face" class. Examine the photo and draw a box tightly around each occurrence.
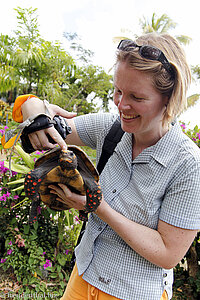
[113,61,168,138]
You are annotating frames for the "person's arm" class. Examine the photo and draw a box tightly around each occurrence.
[21,97,84,150]
[49,183,197,269]
[95,200,197,269]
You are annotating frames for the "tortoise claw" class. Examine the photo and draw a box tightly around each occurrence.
[79,211,88,221]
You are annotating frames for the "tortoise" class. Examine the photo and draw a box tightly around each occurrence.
[24,145,102,223]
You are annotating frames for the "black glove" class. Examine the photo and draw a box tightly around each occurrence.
[21,114,72,153]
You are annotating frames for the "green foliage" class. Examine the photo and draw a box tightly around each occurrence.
[192,65,200,80]
[0,34,16,93]
[0,7,113,114]
[0,131,83,296]
[139,13,177,34]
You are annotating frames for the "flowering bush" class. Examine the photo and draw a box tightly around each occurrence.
[0,125,83,296]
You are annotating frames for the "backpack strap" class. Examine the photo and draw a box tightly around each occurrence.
[97,117,124,174]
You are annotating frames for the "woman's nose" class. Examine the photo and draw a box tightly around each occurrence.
[117,95,132,110]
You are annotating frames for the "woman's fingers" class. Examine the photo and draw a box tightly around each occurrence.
[45,127,68,150]
[28,127,68,151]
[49,184,86,210]
[51,104,77,119]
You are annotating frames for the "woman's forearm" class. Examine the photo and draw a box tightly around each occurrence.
[95,200,197,269]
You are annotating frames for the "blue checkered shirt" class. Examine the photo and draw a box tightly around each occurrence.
[74,113,200,300]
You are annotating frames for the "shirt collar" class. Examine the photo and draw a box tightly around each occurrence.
[133,122,184,167]
[149,122,183,167]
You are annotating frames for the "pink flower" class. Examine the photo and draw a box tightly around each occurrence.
[13,195,19,200]
[8,241,12,246]
[0,195,7,201]
[7,249,13,255]
[65,249,69,255]
[0,161,8,174]
[43,259,52,269]
[0,258,7,263]
[15,234,25,247]
[0,161,17,176]
[180,123,186,129]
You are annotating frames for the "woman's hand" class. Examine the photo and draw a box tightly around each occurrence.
[49,183,106,213]
[21,97,76,121]
[49,184,86,210]
[21,97,77,151]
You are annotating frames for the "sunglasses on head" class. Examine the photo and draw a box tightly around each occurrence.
[117,39,175,78]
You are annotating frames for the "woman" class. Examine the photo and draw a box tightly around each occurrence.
[21,32,200,300]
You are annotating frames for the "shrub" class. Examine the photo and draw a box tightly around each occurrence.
[0,137,83,297]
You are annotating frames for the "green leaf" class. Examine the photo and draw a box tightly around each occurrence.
[10,185,24,192]
[7,178,25,185]
[23,224,30,234]
[28,257,34,265]
[57,254,67,266]
[15,144,35,169]
[33,222,38,231]
[50,273,58,278]
[4,161,30,174]
[60,281,65,289]
[23,277,28,285]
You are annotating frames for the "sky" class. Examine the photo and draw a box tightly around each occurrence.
[0,0,200,127]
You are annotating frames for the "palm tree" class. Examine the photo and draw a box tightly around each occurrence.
[139,13,192,46]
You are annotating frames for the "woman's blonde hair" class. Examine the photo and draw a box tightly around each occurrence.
[116,32,191,125]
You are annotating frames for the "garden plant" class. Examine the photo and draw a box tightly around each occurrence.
[1,6,200,300]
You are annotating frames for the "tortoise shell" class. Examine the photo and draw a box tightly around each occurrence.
[24,146,102,223]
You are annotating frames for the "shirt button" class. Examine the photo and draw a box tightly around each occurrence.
[164,281,168,285]
[112,189,116,193]
[98,227,102,231]
[163,273,167,278]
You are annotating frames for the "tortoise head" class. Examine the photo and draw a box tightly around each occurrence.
[59,150,78,171]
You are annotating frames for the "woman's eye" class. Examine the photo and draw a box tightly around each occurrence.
[131,95,143,101]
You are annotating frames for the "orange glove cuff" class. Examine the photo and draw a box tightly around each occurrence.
[12,94,39,123]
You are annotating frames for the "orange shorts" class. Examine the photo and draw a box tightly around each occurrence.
[61,264,168,300]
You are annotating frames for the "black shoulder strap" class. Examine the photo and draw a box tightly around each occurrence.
[97,117,124,174]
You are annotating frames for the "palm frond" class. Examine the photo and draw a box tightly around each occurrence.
[187,94,200,109]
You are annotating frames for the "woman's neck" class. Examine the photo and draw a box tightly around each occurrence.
[132,125,169,160]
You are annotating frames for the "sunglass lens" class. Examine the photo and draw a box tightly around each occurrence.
[118,40,137,51]
[140,46,161,60]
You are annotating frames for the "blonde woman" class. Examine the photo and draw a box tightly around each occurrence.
[21,32,200,300]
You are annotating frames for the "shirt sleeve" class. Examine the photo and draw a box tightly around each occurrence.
[73,113,117,149]
[159,159,200,230]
